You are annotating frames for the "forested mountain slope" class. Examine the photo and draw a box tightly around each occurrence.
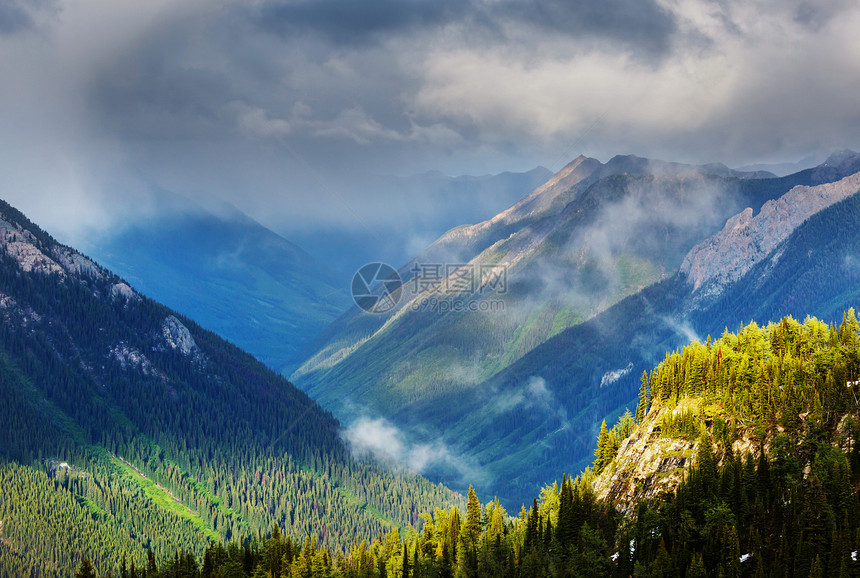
[0,199,459,576]
[81,193,350,373]
[89,312,860,577]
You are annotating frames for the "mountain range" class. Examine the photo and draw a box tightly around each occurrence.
[5,147,860,574]
[81,193,351,373]
[292,150,860,506]
[81,168,552,374]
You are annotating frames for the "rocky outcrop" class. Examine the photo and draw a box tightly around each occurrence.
[109,282,138,303]
[110,342,155,375]
[1,216,106,281]
[592,398,762,514]
[0,218,65,276]
[159,315,202,360]
[592,395,858,515]
[681,171,860,295]
[592,398,703,513]
[0,291,42,327]
[53,247,103,279]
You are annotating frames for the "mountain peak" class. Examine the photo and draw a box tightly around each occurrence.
[496,154,602,222]
[823,148,859,167]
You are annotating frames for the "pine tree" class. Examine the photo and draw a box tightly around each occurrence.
[75,558,97,578]
[687,554,706,578]
[721,524,741,578]
[401,542,410,578]
[637,370,650,422]
[464,486,481,545]
[523,499,540,554]
[595,421,610,473]
[809,555,823,578]
[697,433,717,497]
[556,475,576,552]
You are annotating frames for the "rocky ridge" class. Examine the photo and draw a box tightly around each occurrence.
[681,170,860,295]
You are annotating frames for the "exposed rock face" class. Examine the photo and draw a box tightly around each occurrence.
[681,171,860,295]
[1,216,106,281]
[53,247,102,279]
[592,399,702,514]
[0,291,41,327]
[593,396,859,515]
[0,218,65,276]
[109,282,138,303]
[159,315,201,359]
[110,341,154,375]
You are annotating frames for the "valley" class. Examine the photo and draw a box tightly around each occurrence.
[3,149,860,576]
[292,150,860,506]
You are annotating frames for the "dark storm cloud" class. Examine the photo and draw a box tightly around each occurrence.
[2,0,860,244]
[87,0,678,150]
[255,0,465,46]
[503,0,676,55]
[0,0,56,34]
[93,38,238,141]
[792,0,852,31]
[0,2,33,34]
[253,0,676,55]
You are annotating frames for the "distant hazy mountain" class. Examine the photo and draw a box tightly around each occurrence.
[293,151,860,506]
[735,151,829,176]
[0,197,458,575]
[284,166,553,273]
[81,193,351,373]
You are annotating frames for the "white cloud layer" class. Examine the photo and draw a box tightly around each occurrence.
[344,416,485,484]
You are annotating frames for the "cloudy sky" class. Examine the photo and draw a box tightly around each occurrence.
[1,0,859,243]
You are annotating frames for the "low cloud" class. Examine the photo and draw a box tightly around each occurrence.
[236,104,293,139]
[600,362,634,388]
[662,315,702,345]
[343,416,485,484]
[312,107,403,145]
[492,376,569,429]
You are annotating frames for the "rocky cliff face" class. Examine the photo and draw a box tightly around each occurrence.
[680,171,860,295]
[1,214,107,282]
[592,396,857,515]
[591,398,758,514]
[0,202,204,369]
[592,399,701,513]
